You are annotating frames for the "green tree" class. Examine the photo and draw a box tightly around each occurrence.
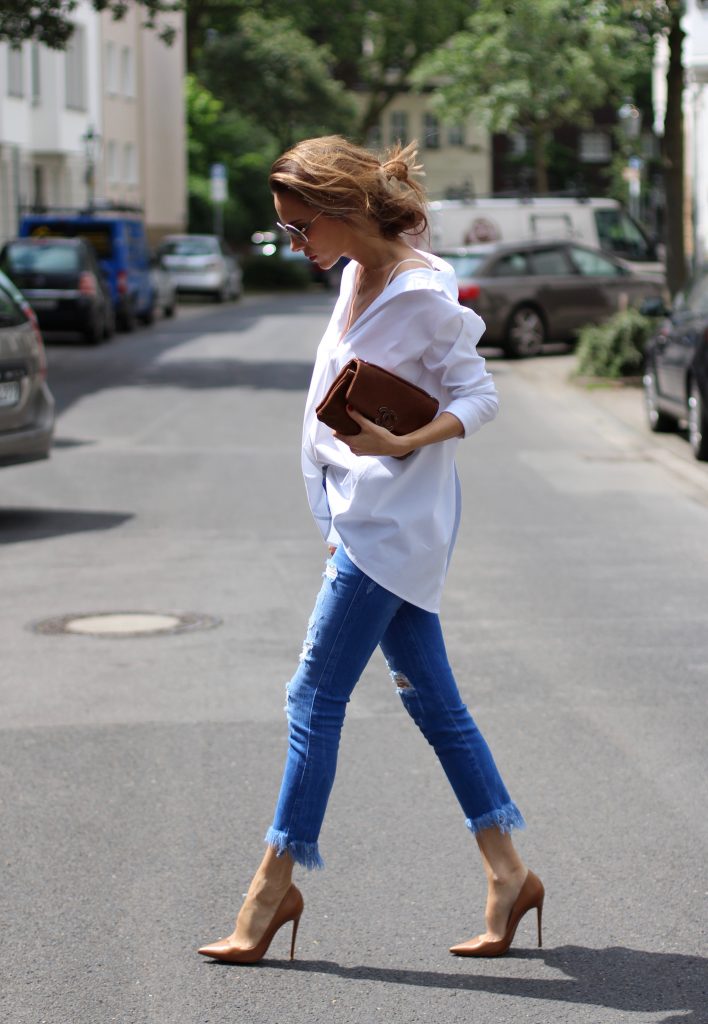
[200,11,357,152]
[412,0,639,193]
[188,0,473,138]
[185,73,278,240]
[0,0,180,48]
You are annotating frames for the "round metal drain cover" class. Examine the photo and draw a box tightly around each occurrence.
[32,611,221,638]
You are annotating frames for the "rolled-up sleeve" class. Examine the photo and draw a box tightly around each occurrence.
[423,307,499,437]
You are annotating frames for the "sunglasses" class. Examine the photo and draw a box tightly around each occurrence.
[276,210,324,245]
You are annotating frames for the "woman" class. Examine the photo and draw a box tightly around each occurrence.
[198,136,543,964]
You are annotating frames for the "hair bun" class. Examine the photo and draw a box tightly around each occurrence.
[383,158,409,183]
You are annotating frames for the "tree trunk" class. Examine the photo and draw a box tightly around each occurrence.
[661,9,686,297]
[532,126,549,194]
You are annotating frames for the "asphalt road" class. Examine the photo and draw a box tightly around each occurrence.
[1,293,706,1024]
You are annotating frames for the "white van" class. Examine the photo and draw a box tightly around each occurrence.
[427,197,663,274]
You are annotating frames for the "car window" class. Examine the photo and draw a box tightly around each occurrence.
[0,283,26,326]
[569,246,622,277]
[594,208,652,261]
[490,253,530,277]
[686,274,708,314]
[24,222,114,258]
[528,248,574,276]
[161,238,218,256]
[3,242,81,273]
[438,253,487,277]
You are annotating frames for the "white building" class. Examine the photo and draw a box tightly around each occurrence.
[654,1,708,271]
[0,0,185,246]
[683,0,708,270]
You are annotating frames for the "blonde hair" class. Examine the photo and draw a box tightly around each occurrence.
[269,135,428,240]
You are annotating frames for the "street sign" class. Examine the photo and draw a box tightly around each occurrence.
[210,163,227,204]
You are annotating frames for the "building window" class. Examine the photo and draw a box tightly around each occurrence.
[510,132,528,156]
[65,26,86,110]
[30,44,41,105]
[105,42,118,96]
[447,123,465,146]
[390,110,408,146]
[107,141,119,184]
[423,113,440,149]
[7,47,25,98]
[121,46,135,98]
[579,131,611,163]
[123,143,138,185]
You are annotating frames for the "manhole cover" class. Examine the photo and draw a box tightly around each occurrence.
[31,611,221,638]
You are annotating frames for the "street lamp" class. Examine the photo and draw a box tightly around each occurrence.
[81,125,101,210]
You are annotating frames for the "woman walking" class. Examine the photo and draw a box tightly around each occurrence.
[198,135,543,964]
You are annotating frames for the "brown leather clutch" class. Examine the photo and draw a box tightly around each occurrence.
[315,358,439,439]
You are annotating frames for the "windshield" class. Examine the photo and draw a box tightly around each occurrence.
[439,253,487,278]
[3,242,80,273]
[161,238,218,257]
[594,209,654,262]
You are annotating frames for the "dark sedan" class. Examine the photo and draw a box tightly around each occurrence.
[642,274,708,461]
[0,237,114,345]
[437,240,665,357]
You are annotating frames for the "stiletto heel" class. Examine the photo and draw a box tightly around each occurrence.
[290,914,301,960]
[449,869,545,958]
[198,884,305,965]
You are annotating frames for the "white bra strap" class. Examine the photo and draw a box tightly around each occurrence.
[384,257,431,288]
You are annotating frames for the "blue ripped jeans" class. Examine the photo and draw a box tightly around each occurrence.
[265,547,524,869]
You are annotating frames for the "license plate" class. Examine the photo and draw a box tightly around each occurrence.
[0,381,20,407]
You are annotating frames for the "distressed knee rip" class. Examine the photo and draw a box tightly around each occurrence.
[390,669,414,692]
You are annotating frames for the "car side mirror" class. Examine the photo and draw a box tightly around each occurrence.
[639,295,671,318]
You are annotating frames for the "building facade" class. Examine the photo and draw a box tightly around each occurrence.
[366,91,491,200]
[0,0,186,246]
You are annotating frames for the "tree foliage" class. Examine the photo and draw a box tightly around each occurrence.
[200,11,357,151]
[0,0,180,48]
[413,0,640,192]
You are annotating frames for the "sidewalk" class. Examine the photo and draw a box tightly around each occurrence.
[511,350,708,505]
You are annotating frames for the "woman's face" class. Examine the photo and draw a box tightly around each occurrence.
[273,191,349,271]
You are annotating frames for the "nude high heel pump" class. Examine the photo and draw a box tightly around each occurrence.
[449,869,544,958]
[198,884,304,964]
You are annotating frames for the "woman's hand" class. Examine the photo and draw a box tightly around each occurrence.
[333,407,464,458]
[334,407,413,458]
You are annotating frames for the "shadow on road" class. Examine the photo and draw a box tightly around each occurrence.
[0,507,133,544]
[248,945,706,1023]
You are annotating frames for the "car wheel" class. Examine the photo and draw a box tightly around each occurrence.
[83,314,103,345]
[119,301,136,332]
[140,302,155,326]
[504,305,546,358]
[164,301,176,318]
[103,305,116,339]
[688,378,708,461]
[642,363,675,432]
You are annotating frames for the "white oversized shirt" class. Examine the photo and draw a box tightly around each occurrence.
[302,252,498,612]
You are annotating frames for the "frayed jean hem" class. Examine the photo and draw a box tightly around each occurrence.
[264,827,324,870]
[465,801,526,836]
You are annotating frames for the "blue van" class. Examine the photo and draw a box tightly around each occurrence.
[18,209,155,331]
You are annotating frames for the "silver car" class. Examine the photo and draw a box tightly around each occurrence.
[0,269,54,465]
[438,240,665,357]
[158,234,242,302]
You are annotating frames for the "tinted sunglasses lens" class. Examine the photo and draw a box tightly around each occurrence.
[277,222,308,244]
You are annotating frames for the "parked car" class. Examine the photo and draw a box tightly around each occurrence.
[0,237,114,344]
[642,274,708,461]
[437,240,665,357]
[158,234,242,301]
[0,268,54,465]
[251,229,346,289]
[19,208,155,331]
[149,252,176,319]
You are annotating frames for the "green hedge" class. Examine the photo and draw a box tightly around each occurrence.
[241,255,312,290]
[574,308,653,380]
